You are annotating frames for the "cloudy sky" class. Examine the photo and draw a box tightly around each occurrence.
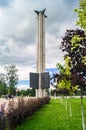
[0,0,79,89]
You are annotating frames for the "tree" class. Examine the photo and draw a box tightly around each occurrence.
[52,60,77,96]
[61,29,86,91]
[0,74,8,96]
[75,0,86,30]
[61,29,86,130]
[0,81,7,96]
[17,89,35,96]
[75,1,86,129]
[5,65,19,96]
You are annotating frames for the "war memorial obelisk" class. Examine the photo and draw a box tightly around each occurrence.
[30,9,49,97]
[34,9,47,97]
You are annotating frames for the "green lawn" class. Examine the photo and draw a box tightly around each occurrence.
[15,98,86,130]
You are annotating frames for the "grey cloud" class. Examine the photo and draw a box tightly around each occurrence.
[43,0,78,36]
[0,54,36,66]
[0,35,36,67]
[0,39,10,54]
[8,30,36,46]
[0,0,10,7]
[64,0,79,8]
[0,0,78,69]
[5,16,36,46]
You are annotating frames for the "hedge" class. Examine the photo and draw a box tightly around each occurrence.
[5,97,50,130]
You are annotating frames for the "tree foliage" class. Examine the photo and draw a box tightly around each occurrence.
[61,29,86,90]
[5,65,18,95]
[51,29,86,95]
[0,80,7,96]
[54,61,77,95]
[51,63,71,95]
[0,74,7,96]
[17,89,35,96]
[75,0,86,29]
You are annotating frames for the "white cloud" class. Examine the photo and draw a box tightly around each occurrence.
[0,0,79,85]
[17,65,36,80]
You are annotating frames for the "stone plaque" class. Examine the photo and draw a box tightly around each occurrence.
[41,72,50,88]
[30,73,39,89]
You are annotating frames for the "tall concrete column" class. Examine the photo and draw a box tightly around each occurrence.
[34,9,47,97]
[36,10,46,73]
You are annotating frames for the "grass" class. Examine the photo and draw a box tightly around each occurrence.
[14,97,86,130]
